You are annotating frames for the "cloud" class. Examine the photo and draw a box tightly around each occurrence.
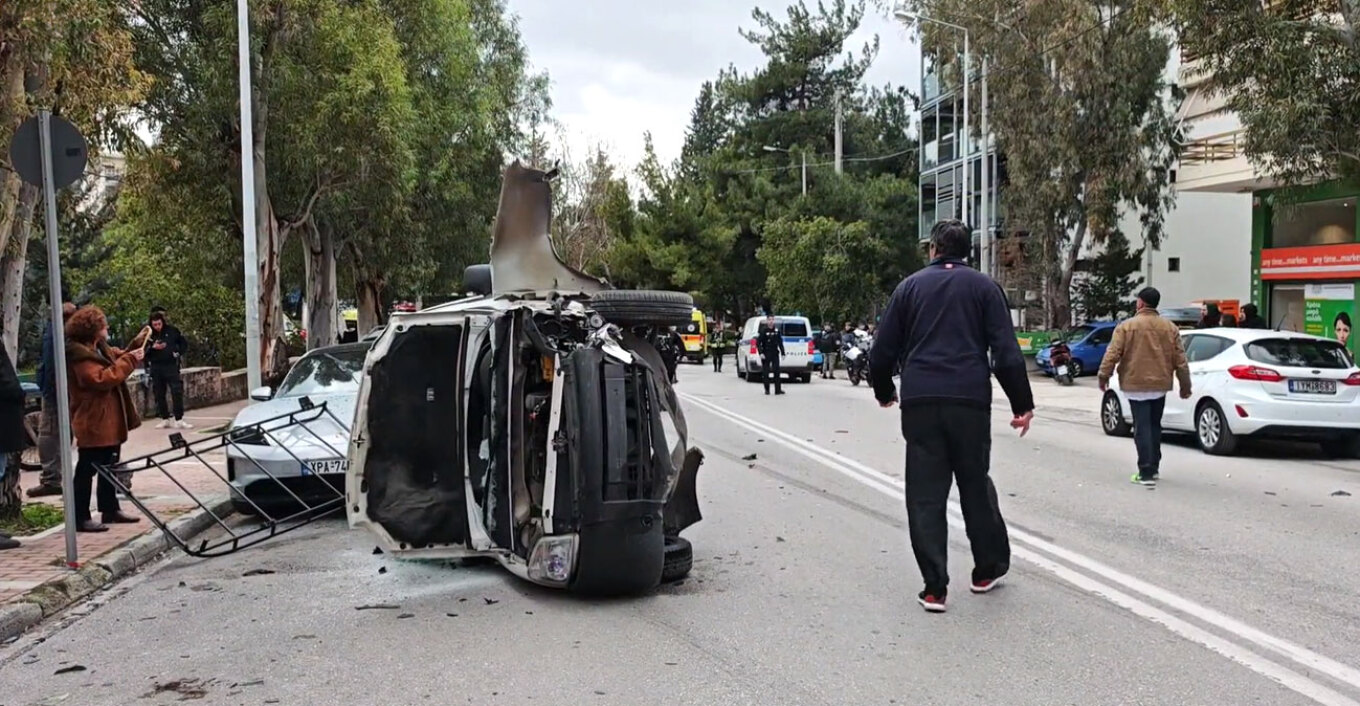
[509,0,920,172]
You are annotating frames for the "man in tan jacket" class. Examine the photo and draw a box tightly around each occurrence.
[1098,287,1192,486]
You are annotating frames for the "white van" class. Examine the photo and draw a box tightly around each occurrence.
[736,315,816,383]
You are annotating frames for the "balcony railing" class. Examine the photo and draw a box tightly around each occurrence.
[1180,130,1245,165]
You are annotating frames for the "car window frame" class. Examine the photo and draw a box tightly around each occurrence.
[1183,334,1233,364]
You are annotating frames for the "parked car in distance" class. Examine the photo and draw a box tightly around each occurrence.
[1100,328,1360,457]
[1035,321,1118,378]
[226,342,369,516]
[736,315,817,383]
[1160,306,1203,330]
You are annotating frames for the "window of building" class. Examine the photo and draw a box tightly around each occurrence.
[937,100,956,164]
[1270,196,1357,248]
[921,106,938,170]
[1167,257,1180,272]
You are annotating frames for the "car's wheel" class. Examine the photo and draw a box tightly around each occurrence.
[661,536,693,583]
[589,290,694,326]
[1101,391,1132,437]
[799,373,812,383]
[745,364,762,383]
[1320,435,1360,459]
[1196,400,1238,455]
[736,361,746,380]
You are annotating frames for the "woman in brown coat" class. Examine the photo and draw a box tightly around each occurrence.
[66,307,146,532]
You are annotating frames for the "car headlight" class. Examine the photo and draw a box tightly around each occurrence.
[228,427,269,446]
[527,535,577,586]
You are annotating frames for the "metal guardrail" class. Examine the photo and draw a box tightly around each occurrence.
[94,399,350,558]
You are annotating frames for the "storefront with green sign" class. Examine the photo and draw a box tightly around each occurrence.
[1251,181,1359,356]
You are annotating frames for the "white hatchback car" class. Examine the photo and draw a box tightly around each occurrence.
[1101,328,1360,456]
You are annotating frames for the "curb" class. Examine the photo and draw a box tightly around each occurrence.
[0,496,235,644]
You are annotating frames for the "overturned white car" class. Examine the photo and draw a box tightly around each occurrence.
[345,162,704,595]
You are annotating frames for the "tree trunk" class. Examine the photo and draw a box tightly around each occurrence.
[355,274,385,335]
[251,6,289,387]
[1050,220,1089,330]
[1,184,37,359]
[0,53,30,257]
[302,218,337,350]
[0,452,19,521]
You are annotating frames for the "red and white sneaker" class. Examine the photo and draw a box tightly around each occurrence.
[970,574,1006,594]
[916,591,947,613]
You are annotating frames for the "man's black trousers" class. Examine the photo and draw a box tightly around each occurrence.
[901,402,1010,596]
[760,353,782,393]
[152,366,185,420]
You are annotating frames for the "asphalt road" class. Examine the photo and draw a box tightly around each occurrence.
[2,365,1358,706]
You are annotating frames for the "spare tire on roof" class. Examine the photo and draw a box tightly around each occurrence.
[589,290,694,326]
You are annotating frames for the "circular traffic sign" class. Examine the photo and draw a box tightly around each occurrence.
[8,114,89,190]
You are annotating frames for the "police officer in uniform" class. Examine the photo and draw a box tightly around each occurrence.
[756,314,786,396]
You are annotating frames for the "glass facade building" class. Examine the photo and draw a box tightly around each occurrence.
[918,54,1002,251]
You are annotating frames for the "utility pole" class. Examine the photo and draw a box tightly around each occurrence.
[238,0,262,393]
[979,58,990,278]
[834,89,844,175]
[801,150,808,195]
[962,32,971,229]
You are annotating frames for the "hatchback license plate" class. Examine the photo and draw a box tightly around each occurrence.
[1288,379,1336,394]
[303,459,348,475]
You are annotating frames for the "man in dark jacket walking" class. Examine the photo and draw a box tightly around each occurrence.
[29,300,76,498]
[756,315,786,395]
[146,311,192,429]
[869,219,1035,614]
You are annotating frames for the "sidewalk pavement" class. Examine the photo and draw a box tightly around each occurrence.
[2,399,249,607]
[996,372,1104,425]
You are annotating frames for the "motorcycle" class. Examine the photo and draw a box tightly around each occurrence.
[1049,339,1075,386]
[844,335,871,386]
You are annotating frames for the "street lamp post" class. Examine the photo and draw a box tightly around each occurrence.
[763,145,807,196]
[237,0,262,393]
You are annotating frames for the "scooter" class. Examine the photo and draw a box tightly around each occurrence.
[844,337,871,386]
[1049,340,1075,386]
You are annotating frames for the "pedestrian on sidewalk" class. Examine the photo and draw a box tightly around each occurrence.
[145,310,192,429]
[869,219,1035,614]
[65,306,147,533]
[818,323,841,379]
[1,337,26,551]
[756,315,785,395]
[1097,287,1191,487]
[29,300,77,499]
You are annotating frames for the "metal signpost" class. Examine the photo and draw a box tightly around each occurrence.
[9,110,89,566]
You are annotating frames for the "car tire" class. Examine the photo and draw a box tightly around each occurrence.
[799,374,812,383]
[1069,359,1084,378]
[1196,400,1238,456]
[1101,391,1132,437]
[661,535,693,583]
[589,290,694,327]
[1320,435,1360,459]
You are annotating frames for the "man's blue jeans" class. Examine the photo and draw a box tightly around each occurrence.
[1130,397,1166,479]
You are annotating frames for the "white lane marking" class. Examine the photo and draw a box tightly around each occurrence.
[682,393,1360,705]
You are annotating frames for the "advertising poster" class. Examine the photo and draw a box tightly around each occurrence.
[1303,283,1355,353]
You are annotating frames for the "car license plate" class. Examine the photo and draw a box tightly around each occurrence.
[302,459,348,475]
[1288,379,1336,394]
[1056,365,1069,376]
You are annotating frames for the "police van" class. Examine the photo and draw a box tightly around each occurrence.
[736,315,816,383]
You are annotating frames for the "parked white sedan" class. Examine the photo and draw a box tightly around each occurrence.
[226,342,368,516]
[1101,328,1360,457]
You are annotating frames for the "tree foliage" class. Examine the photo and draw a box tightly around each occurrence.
[1072,232,1144,322]
[902,0,1179,327]
[1168,0,1360,186]
[608,0,921,322]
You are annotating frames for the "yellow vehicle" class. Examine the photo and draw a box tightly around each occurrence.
[340,307,358,342]
[679,309,708,363]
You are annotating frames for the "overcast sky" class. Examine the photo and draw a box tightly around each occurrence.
[506,0,922,172]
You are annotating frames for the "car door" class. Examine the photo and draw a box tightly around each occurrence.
[780,319,811,369]
[347,310,478,557]
[1163,333,1230,430]
[1077,326,1114,373]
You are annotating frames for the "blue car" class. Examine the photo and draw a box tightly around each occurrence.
[1035,322,1118,378]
